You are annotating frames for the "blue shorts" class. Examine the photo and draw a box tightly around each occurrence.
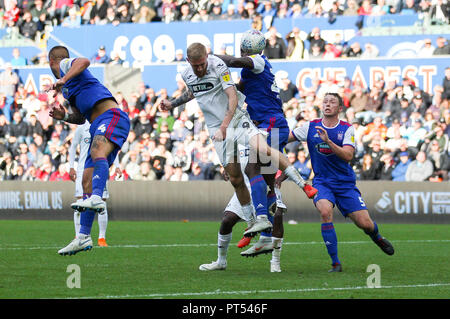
[312,181,368,217]
[257,116,290,152]
[84,108,130,169]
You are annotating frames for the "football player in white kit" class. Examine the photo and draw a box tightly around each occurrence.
[160,43,313,240]
[69,121,121,247]
[198,144,287,272]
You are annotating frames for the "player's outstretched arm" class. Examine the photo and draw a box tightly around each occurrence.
[49,101,86,125]
[166,89,195,109]
[215,54,254,69]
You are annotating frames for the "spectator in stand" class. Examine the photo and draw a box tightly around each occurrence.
[430,0,449,24]
[49,163,70,181]
[9,111,29,144]
[293,149,313,181]
[344,42,363,58]
[403,119,428,151]
[18,11,38,40]
[133,110,153,136]
[349,85,369,115]
[309,43,324,59]
[378,153,395,180]
[443,67,450,99]
[372,0,390,15]
[134,161,157,181]
[10,48,27,66]
[3,0,20,24]
[90,0,109,24]
[264,26,287,59]
[322,43,341,59]
[62,6,82,28]
[429,143,450,181]
[278,72,299,103]
[221,3,241,20]
[405,151,434,181]
[433,37,450,55]
[307,27,326,54]
[358,0,373,15]
[48,0,74,25]
[361,43,379,59]
[400,0,418,15]
[360,154,379,180]
[0,63,19,122]
[209,3,223,20]
[188,162,205,180]
[114,4,133,24]
[285,27,305,60]
[418,38,436,57]
[391,151,411,181]
[344,0,359,15]
[91,46,111,64]
[36,154,54,181]
[178,3,194,21]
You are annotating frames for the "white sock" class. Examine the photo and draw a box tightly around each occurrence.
[98,205,108,239]
[217,232,232,265]
[90,194,102,201]
[283,165,305,188]
[271,237,283,263]
[241,203,256,224]
[74,211,81,237]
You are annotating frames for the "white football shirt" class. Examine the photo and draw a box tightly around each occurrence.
[180,54,246,129]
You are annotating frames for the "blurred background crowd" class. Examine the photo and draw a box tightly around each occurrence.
[0,0,449,183]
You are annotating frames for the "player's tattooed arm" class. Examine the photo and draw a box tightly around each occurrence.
[62,102,86,124]
[170,89,194,108]
[49,100,86,124]
[215,55,254,69]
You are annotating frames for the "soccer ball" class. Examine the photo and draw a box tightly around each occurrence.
[240,29,266,55]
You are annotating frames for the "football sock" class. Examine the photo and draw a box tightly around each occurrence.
[74,210,81,237]
[271,237,283,263]
[283,165,305,188]
[261,213,273,237]
[79,193,95,236]
[92,157,109,198]
[217,232,232,265]
[249,175,268,217]
[321,222,340,265]
[364,221,382,242]
[267,192,276,214]
[241,203,256,224]
[98,205,108,239]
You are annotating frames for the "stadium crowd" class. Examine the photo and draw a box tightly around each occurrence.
[1,0,449,62]
[0,0,449,183]
[0,58,449,182]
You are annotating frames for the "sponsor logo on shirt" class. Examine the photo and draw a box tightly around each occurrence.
[190,82,214,93]
[316,142,333,155]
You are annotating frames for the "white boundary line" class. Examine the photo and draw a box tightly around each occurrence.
[1,239,449,250]
[72,283,450,299]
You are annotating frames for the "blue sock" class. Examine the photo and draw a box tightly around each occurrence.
[321,223,340,265]
[92,157,109,198]
[79,193,95,236]
[249,175,268,218]
[261,193,276,237]
[364,221,382,242]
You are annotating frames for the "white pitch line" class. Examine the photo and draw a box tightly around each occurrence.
[71,282,450,299]
[0,239,449,250]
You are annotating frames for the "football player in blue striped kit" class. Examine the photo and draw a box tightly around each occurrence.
[46,46,130,256]
[277,92,394,272]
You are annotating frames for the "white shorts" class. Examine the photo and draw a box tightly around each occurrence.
[75,170,109,199]
[224,187,287,221]
[209,108,261,167]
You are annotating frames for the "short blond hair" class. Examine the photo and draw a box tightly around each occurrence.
[187,43,207,61]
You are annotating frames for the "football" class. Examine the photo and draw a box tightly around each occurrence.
[240,29,266,55]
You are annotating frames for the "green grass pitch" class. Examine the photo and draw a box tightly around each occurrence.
[0,220,449,299]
